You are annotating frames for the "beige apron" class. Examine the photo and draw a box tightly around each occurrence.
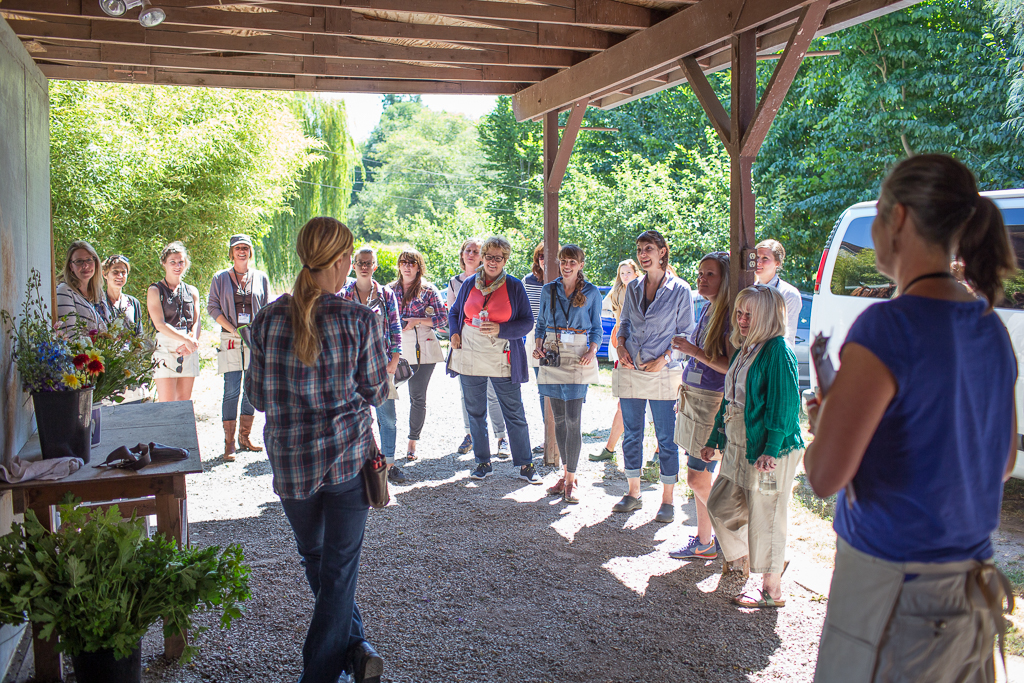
[152,329,200,379]
[612,365,682,400]
[217,330,249,374]
[386,373,398,400]
[401,326,445,365]
[525,330,540,369]
[448,324,511,378]
[815,538,1013,683]
[674,383,724,458]
[537,332,599,386]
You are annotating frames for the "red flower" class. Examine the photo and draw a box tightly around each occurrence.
[87,359,105,374]
[87,329,99,339]
[72,354,89,370]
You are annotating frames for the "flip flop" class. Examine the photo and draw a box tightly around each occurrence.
[733,589,786,609]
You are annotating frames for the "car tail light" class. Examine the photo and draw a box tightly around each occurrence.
[814,248,828,294]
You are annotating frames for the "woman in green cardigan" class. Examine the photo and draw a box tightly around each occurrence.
[700,284,803,608]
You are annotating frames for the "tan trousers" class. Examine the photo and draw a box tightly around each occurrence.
[706,406,802,574]
[815,538,1012,683]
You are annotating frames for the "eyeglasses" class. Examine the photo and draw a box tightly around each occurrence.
[108,254,129,265]
[399,261,417,267]
[71,259,95,267]
[483,254,506,263]
[175,356,184,373]
[354,260,375,268]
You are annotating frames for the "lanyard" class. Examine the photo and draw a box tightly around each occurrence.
[554,286,572,330]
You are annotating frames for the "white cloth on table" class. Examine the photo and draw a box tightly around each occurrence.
[0,456,83,483]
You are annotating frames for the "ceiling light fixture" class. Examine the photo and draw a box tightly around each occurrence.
[98,0,128,17]
[138,0,166,27]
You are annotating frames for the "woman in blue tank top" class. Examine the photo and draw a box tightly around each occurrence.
[806,154,1018,683]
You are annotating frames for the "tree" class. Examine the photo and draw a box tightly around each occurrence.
[475,97,543,233]
[49,82,316,305]
[990,0,1024,136]
[263,95,360,287]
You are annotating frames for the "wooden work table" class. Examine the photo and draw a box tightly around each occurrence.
[1,400,202,682]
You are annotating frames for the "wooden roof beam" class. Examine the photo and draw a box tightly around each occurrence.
[36,62,524,93]
[9,18,585,68]
[512,0,816,121]
[6,2,623,50]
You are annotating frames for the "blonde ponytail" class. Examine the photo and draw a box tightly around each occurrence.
[291,217,353,367]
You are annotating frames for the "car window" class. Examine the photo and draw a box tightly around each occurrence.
[1001,208,1024,310]
[829,216,896,299]
[798,296,811,329]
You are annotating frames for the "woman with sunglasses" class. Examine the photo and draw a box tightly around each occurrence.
[101,254,142,336]
[703,285,803,608]
[448,238,509,458]
[341,246,405,483]
[534,245,603,503]
[56,240,110,334]
[390,249,447,462]
[448,236,539,483]
[208,234,271,461]
[245,217,389,683]
[613,230,695,523]
[147,241,201,403]
[669,252,733,560]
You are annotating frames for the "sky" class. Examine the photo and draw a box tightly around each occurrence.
[327,94,499,143]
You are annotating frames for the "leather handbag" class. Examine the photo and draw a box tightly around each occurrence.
[393,358,414,385]
[362,446,390,509]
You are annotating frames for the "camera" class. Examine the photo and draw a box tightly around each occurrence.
[539,348,561,367]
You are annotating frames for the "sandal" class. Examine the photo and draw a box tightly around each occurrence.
[546,478,566,496]
[733,589,786,608]
[406,451,417,461]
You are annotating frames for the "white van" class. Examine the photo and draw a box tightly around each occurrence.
[810,189,1024,477]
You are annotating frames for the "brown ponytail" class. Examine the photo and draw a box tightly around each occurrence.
[291,217,353,367]
[558,244,589,307]
[879,154,1015,310]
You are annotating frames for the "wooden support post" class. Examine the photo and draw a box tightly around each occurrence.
[156,478,186,660]
[541,98,587,467]
[680,1,827,301]
[28,503,62,683]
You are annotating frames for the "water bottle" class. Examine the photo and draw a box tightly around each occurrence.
[758,469,777,494]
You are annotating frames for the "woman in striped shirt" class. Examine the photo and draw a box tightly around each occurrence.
[55,240,109,334]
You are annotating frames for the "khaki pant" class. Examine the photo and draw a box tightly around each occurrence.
[706,406,802,574]
[815,538,1012,683]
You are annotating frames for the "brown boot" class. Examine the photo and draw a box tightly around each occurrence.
[223,420,237,461]
[238,414,263,452]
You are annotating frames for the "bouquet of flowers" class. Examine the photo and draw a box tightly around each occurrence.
[1,270,158,401]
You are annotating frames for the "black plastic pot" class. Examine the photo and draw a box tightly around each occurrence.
[31,387,93,463]
[70,643,142,683]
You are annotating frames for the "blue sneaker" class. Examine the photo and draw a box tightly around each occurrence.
[669,535,719,560]
[470,463,492,480]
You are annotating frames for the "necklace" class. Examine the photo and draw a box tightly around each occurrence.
[903,271,954,294]
[355,281,373,304]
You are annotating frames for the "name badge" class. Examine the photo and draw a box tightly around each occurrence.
[471,317,482,327]
[686,369,703,385]
[559,330,575,344]
[237,313,251,325]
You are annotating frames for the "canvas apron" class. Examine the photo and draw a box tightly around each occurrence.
[612,364,682,400]
[152,329,200,379]
[448,324,511,378]
[525,330,541,368]
[674,383,724,458]
[537,331,599,386]
[217,330,249,374]
[815,537,1013,683]
[401,326,445,365]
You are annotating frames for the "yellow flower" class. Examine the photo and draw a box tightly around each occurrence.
[62,373,82,389]
[123,369,132,377]
[87,350,103,363]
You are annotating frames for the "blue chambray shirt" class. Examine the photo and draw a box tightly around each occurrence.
[618,274,696,365]
[535,278,604,347]
[245,294,389,500]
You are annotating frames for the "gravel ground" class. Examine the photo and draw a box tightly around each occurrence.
[51,337,840,683]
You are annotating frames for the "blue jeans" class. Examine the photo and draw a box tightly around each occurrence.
[461,375,532,467]
[376,398,397,464]
[620,398,679,484]
[280,474,369,683]
[223,370,255,421]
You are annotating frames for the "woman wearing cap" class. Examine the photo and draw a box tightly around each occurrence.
[208,234,271,461]
[613,230,695,523]
[102,254,142,336]
[448,238,509,458]
[448,236,539,483]
[147,241,202,403]
[56,240,110,334]
[390,249,447,461]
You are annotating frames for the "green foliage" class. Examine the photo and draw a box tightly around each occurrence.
[476,97,543,233]
[50,82,316,304]
[0,498,250,661]
[989,0,1024,136]
[263,94,360,289]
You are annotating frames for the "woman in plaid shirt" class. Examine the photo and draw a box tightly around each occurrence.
[245,217,389,683]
